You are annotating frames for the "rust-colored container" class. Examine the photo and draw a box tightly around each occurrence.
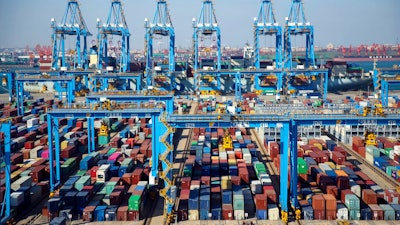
[332,151,345,165]
[326,185,339,198]
[362,189,377,204]
[325,209,337,220]
[255,194,267,210]
[222,204,234,220]
[117,205,128,221]
[131,168,143,185]
[231,176,241,186]
[323,194,337,210]
[341,189,353,203]
[312,194,325,210]
[313,209,325,220]
[265,189,277,204]
[82,205,96,222]
[30,165,46,183]
[239,167,249,184]
[127,210,139,221]
[369,204,384,220]
[201,176,211,185]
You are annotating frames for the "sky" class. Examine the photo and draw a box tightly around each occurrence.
[0,0,399,50]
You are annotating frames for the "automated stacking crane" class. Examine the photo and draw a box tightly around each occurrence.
[145,0,175,91]
[193,0,222,95]
[97,0,130,72]
[372,67,400,107]
[253,0,283,96]
[51,0,91,70]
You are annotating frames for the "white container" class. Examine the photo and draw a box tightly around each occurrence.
[11,176,32,191]
[27,118,39,128]
[337,203,349,220]
[250,180,262,194]
[30,146,43,159]
[11,192,24,207]
[190,184,200,190]
[64,131,76,140]
[102,195,110,205]
[234,209,245,220]
[365,152,374,164]
[188,210,199,220]
[268,204,280,220]
[350,180,361,197]
[319,163,333,173]
[97,164,110,182]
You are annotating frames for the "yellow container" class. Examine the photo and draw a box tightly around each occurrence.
[335,170,348,177]
[325,162,336,169]
[221,176,232,190]
[228,159,236,166]
[61,140,69,150]
[313,143,323,151]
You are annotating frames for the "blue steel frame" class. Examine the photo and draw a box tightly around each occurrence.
[0,122,11,225]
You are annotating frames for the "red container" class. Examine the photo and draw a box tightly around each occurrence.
[32,158,48,167]
[83,206,96,222]
[201,176,211,185]
[24,141,35,149]
[355,171,372,181]
[181,177,191,190]
[127,210,139,221]
[231,176,241,186]
[313,209,325,220]
[179,189,190,200]
[11,153,23,164]
[326,209,337,220]
[342,161,355,170]
[30,165,46,183]
[110,191,123,205]
[362,189,377,204]
[222,204,234,220]
[121,173,132,185]
[238,167,249,184]
[265,189,277,204]
[369,204,384,220]
[352,136,364,146]
[326,186,339,198]
[323,194,337,210]
[332,151,345,165]
[131,168,143,184]
[255,194,267,210]
[312,194,325,210]
[340,189,353,203]
[337,176,350,190]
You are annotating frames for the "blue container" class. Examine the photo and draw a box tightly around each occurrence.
[390,204,400,220]
[199,209,210,220]
[80,156,94,171]
[76,191,90,212]
[49,217,67,225]
[67,118,77,127]
[229,166,238,176]
[59,208,73,220]
[48,197,62,213]
[222,191,232,205]
[64,191,78,207]
[202,165,211,176]
[304,157,317,166]
[211,207,221,220]
[109,166,119,177]
[188,198,199,210]
[326,140,337,151]
[200,199,210,210]
[59,185,73,196]
[302,206,314,220]
[94,205,107,221]
[105,206,118,221]
[325,170,337,179]
[256,209,267,220]
[360,206,372,220]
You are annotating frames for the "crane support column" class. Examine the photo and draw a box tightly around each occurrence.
[87,117,96,153]
[0,122,11,225]
[290,120,301,220]
[279,122,289,223]
[47,114,61,193]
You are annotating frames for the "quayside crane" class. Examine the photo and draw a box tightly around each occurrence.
[51,0,91,70]
[145,0,175,91]
[193,0,222,95]
[97,0,130,73]
[253,0,283,96]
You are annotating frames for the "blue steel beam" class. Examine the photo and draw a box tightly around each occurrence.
[15,76,75,115]
[88,72,142,92]
[51,0,91,70]
[1,72,14,102]
[193,0,221,93]
[285,69,329,100]
[0,122,11,225]
[97,0,130,72]
[145,0,175,90]
[381,80,400,107]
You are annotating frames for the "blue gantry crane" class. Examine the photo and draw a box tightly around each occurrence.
[97,0,130,72]
[0,121,11,225]
[284,0,314,69]
[145,0,175,91]
[253,0,283,96]
[193,0,222,95]
[372,67,400,107]
[51,0,91,70]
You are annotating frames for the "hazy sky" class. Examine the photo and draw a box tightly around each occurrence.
[0,0,399,50]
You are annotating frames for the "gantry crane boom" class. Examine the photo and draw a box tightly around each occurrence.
[145,0,175,90]
[97,0,130,72]
[254,0,282,69]
[284,0,315,69]
[193,0,222,94]
[51,0,91,70]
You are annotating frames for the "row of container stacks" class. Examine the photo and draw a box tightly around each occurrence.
[1,96,163,223]
[352,136,400,181]
[264,135,400,220]
[177,127,281,221]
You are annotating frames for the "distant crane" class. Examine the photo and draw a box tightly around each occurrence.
[283,0,315,69]
[144,0,175,90]
[253,0,282,69]
[97,0,130,72]
[193,0,221,94]
[51,0,91,70]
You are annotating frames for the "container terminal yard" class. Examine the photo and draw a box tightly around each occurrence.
[1,0,400,225]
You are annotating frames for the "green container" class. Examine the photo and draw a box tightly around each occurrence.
[191,141,198,146]
[74,175,91,191]
[105,181,117,195]
[106,148,117,156]
[128,194,141,211]
[40,114,47,122]
[76,170,87,176]
[379,204,395,220]
[345,194,360,210]
[98,135,110,145]
[386,166,395,176]
[233,194,244,210]
[254,162,267,178]
[183,165,192,177]
[348,210,360,220]
[384,148,393,157]
[297,158,308,174]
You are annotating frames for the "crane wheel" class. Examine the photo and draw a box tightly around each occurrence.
[281,211,288,223]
